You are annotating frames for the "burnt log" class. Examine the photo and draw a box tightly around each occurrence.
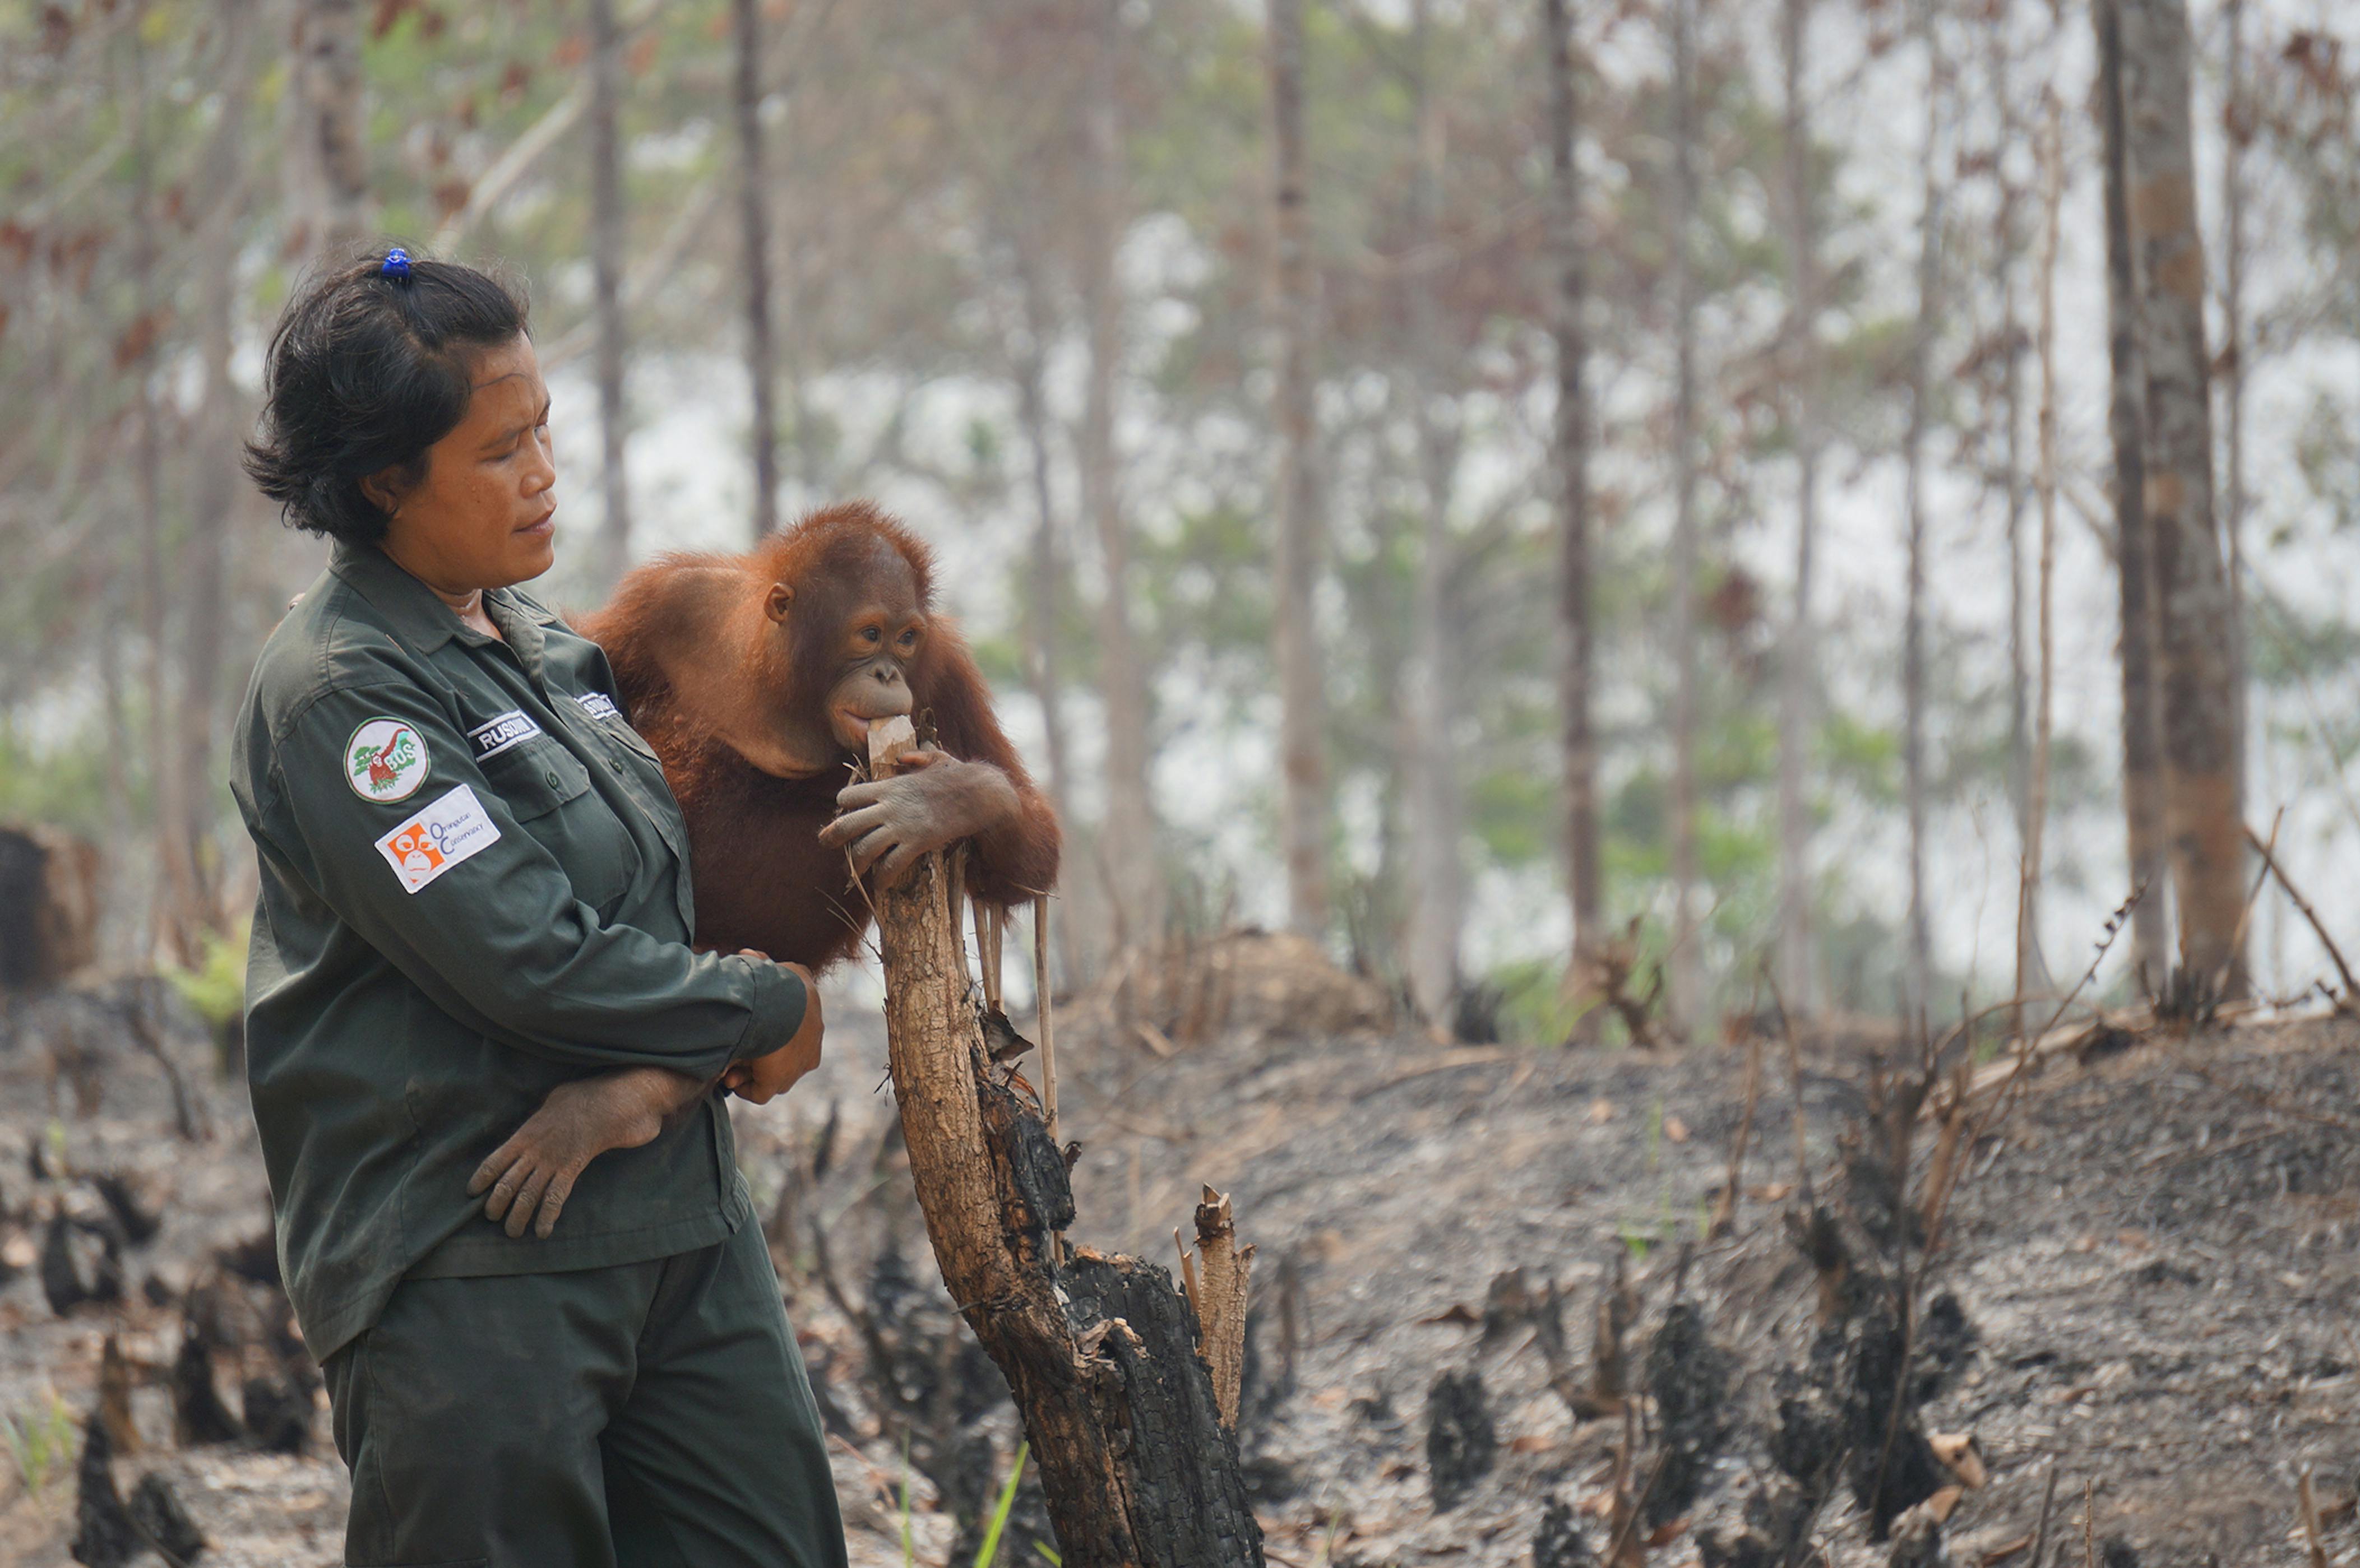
[69,1414,139,1568]
[127,1471,207,1564]
[872,841,1263,1567]
[0,825,100,992]
[172,1323,242,1448]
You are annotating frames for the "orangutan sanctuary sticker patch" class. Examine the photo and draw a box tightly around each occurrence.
[373,784,500,894]
[345,717,431,802]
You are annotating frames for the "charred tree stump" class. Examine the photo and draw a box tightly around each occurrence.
[872,840,1262,1567]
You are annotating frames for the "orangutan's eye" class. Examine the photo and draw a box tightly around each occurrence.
[861,626,882,644]
[897,629,918,650]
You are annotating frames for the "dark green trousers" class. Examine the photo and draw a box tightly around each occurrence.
[323,1221,848,1568]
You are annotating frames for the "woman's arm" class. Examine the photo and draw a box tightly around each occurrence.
[250,661,805,1080]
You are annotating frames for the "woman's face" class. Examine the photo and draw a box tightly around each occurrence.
[372,334,557,593]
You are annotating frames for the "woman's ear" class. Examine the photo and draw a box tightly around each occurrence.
[764,582,794,623]
[360,466,408,520]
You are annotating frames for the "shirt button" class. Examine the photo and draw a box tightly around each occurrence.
[544,769,561,787]
[610,759,625,774]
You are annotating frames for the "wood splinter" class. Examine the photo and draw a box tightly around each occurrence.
[1187,1185,1255,1429]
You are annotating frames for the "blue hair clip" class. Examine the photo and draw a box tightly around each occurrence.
[381,247,413,281]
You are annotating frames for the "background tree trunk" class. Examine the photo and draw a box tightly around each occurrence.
[175,0,259,948]
[1775,0,1818,1017]
[1401,0,1465,1028]
[734,0,779,541]
[1080,0,1163,958]
[1987,12,2035,1029]
[1546,0,1604,1042]
[1666,0,1702,1038]
[1266,0,1331,940]
[2097,0,2171,982]
[2121,0,2245,991]
[2219,0,2249,827]
[1900,7,1944,1024]
[128,13,198,967]
[291,0,368,257]
[2020,93,2063,1020]
[1012,251,1085,985]
[590,0,632,590]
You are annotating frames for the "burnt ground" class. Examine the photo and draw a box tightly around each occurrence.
[2,945,2358,1567]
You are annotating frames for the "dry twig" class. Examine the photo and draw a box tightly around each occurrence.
[2245,822,2360,1006]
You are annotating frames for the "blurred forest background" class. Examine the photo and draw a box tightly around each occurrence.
[3,0,2357,1047]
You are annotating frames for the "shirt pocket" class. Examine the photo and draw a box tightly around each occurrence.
[482,737,641,917]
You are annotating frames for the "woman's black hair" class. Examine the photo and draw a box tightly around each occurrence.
[244,248,530,545]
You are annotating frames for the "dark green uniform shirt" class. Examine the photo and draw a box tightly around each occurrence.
[231,541,808,1361]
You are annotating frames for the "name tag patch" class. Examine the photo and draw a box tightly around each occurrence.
[576,692,624,723]
[468,709,543,762]
[374,784,502,894]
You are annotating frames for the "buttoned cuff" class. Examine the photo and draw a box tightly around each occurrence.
[728,957,809,1063]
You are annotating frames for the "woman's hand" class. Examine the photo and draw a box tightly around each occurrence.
[721,957,823,1105]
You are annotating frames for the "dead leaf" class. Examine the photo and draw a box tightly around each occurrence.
[1663,1115,1690,1143]
[1929,1431,1987,1489]
[1979,1534,2035,1565]
[1419,1304,1480,1327]
[1747,1182,1794,1201]
[1926,1484,1965,1523]
[1645,1517,1690,1547]
[1588,1098,1616,1124]
[1509,1434,1555,1454]
[1580,1491,1615,1518]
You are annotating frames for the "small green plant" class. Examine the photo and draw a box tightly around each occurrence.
[1033,1545,1061,1566]
[897,1436,915,1568]
[973,1441,1029,1568]
[164,918,250,1071]
[5,1390,76,1492]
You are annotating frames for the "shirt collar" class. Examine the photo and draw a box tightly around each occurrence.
[328,540,469,654]
[327,541,560,665]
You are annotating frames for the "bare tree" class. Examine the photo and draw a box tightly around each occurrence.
[2097,0,2171,981]
[2120,0,2245,990]
[589,0,632,588]
[178,0,261,944]
[1266,0,1331,939]
[2219,0,2249,766]
[1401,0,1466,1026]
[734,0,779,540]
[1010,249,1085,982]
[1774,0,1819,1015]
[1901,2,1946,1023]
[290,0,368,257]
[1984,7,2036,1026]
[128,11,197,964]
[1076,0,1163,957]
[2020,92,2063,1020]
[1547,0,1604,1040]
[1666,0,1702,1037]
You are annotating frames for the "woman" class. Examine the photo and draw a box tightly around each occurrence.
[230,249,849,1567]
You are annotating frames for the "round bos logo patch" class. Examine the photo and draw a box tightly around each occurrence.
[345,718,430,802]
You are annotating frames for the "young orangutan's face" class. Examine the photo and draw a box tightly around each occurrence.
[371,334,557,594]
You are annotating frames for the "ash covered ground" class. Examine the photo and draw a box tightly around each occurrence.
[3,936,2357,1566]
